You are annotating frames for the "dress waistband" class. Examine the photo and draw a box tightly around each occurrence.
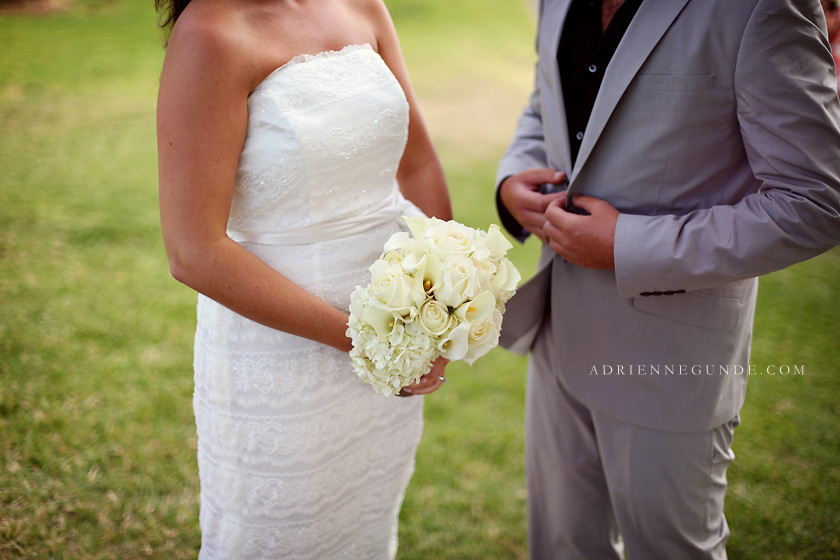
[227,185,423,246]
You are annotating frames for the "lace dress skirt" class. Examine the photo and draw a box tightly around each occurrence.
[192,221,424,559]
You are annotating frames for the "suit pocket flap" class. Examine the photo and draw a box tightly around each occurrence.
[632,288,743,331]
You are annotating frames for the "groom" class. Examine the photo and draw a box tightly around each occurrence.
[496,0,840,558]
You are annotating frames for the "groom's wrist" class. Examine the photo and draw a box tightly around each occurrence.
[496,177,529,242]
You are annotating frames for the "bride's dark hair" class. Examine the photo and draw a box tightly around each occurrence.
[155,0,190,39]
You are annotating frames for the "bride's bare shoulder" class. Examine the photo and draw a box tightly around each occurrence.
[343,0,397,49]
[348,0,392,22]
[164,0,257,80]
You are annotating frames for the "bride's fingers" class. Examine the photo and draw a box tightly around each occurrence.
[411,377,439,393]
[405,373,444,394]
[400,356,450,395]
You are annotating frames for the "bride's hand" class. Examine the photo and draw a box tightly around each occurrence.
[398,357,449,396]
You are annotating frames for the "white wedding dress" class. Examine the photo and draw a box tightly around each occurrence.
[192,44,425,559]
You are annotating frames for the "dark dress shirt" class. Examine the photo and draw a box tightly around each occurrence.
[559,0,644,165]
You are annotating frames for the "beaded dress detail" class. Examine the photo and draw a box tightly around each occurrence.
[192,44,424,559]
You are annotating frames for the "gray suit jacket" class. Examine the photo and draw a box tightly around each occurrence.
[497,0,840,431]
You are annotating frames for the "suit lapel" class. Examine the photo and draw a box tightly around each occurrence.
[569,0,691,183]
[543,0,574,174]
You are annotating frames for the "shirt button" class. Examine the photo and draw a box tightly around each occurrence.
[588,64,597,73]
[575,131,584,140]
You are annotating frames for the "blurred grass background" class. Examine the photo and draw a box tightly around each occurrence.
[0,0,838,558]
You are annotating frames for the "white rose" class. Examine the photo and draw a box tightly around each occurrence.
[418,298,455,337]
[425,220,478,260]
[472,252,497,294]
[380,248,404,267]
[471,244,491,264]
[460,308,503,364]
[369,260,425,314]
[490,257,521,301]
[432,253,480,308]
[484,223,514,258]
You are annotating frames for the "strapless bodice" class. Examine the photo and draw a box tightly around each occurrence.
[226,44,411,244]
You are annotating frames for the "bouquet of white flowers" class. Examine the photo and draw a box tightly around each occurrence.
[347,216,521,395]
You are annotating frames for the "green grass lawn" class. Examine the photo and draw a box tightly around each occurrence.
[1,0,838,558]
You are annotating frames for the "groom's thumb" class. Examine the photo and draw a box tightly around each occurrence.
[571,194,615,216]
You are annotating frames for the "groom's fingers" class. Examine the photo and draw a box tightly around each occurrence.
[543,196,617,269]
[523,211,557,243]
[543,200,576,253]
[517,168,567,189]
[524,193,565,242]
[500,170,567,242]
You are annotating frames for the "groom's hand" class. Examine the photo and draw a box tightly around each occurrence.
[499,169,567,243]
[543,194,618,270]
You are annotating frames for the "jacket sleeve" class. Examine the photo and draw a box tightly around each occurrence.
[614,0,840,297]
[495,0,551,242]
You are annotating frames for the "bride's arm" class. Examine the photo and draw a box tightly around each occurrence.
[368,0,452,221]
[156,13,353,352]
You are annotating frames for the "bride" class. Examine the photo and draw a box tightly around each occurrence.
[155,0,452,557]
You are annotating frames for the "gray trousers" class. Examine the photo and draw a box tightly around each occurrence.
[526,323,739,560]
